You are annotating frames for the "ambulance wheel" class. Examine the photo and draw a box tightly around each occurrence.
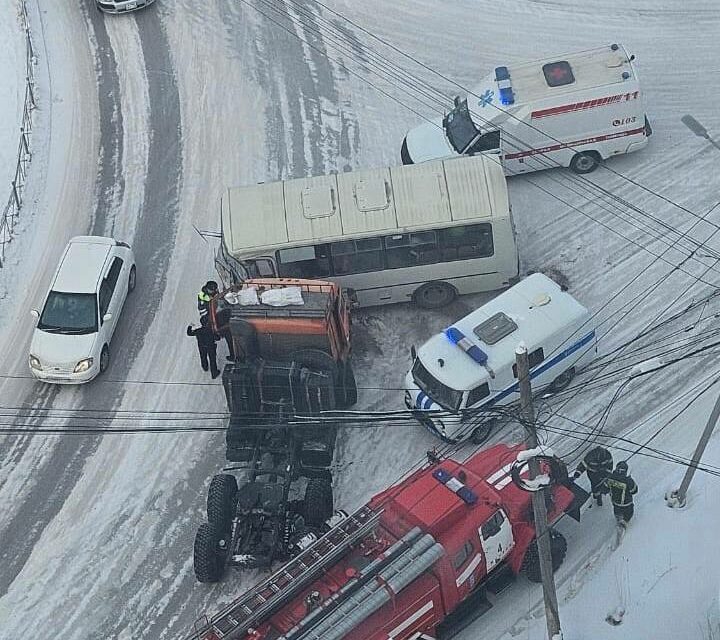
[569,151,601,174]
[193,522,227,583]
[413,281,456,309]
[549,367,575,393]
[522,529,567,583]
[470,420,494,445]
[304,478,334,528]
[207,474,238,534]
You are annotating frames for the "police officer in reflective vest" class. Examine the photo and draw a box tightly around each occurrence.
[605,460,638,526]
[573,445,614,506]
[197,280,219,319]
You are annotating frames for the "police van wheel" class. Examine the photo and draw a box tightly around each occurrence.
[549,367,575,393]
[569,151,601,174]
[470,421,494,445]
[413,281,456,309]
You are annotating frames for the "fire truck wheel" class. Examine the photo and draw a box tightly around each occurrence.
[569,151,601,174]
[522,529,568,583]
[339,362,358,408]
[548,367,575,393]
[193,522,227,583]
[304,478,334,528]
[207,474,238,533]
[412,281,456,309]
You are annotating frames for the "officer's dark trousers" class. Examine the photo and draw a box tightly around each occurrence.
[587,470,607,499]
[198,343,219,376]
[613,504,634,524]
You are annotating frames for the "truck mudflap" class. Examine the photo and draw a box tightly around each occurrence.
[563,481,591,522]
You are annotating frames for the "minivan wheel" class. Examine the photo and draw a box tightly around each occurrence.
[569,151,601,174]
[99,345,110,373]
[128,265,137,292]
[412,281,456,309]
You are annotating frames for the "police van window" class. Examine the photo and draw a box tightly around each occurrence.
[466,382,490,407]
[384,231,439,269]
[330,237,384,275]
[439,224,494,262]
[276,245,330,278]
[452,540,475,570]
[512,347,545,378]
[543,61,575,87]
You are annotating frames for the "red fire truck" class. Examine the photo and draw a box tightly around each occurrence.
[187,443,586,640]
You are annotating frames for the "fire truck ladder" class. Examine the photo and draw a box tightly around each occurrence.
[190,504,380,640]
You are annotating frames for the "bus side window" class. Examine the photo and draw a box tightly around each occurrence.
[276,245,331,278]
[385,231,439,269]
[331,238,384,275]
[439,224,494,260]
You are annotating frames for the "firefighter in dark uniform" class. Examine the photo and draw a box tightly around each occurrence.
[187,315,221,378]
[605,460,638,526]
[197,280,219,319]
[572,445,614,506]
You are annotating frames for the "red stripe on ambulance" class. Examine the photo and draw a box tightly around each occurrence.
[531,91,640,119]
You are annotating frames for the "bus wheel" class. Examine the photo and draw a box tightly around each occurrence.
[413,281,456,309]
[569,151,601,174]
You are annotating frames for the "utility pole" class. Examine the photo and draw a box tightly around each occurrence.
[667,378,720,508]
[516,344,562,640]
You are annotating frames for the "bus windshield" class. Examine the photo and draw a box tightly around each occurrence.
[443,99,481,153]
[411,358,463,411]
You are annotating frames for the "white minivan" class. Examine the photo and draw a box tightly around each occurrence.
[29,236,136,384]
[404,273,596,443]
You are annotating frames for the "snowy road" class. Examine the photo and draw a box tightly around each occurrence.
[1,0,720,638]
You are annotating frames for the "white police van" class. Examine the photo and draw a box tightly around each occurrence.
[404,273,596,443]
[401,44,651,175]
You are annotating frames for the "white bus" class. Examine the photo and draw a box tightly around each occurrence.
[217,155,519,308]
[404,273,597,443]
[401,44,652,175]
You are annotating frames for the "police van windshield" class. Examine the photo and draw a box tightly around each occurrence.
[443,99,481,153]
[411,358,463,411]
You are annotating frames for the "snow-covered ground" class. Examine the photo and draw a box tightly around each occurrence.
[1,1,720,639]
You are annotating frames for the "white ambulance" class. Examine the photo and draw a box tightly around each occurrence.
[404,273,597,443]
[401,43,652,175]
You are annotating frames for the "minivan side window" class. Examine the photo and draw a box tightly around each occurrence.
[512,347,545,378]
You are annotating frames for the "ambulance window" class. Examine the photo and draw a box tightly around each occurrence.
[452,540,474,570]
[543,61,575,87]
[466,382,490,407]
[512,347,545,377]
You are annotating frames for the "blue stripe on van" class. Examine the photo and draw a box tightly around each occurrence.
[416,391,426,409]
[483,330,596,407]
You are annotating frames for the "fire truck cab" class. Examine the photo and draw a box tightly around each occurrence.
[188,443,587,640]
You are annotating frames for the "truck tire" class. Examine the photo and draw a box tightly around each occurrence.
[522,529,567,583]
[412,281,456,309]
[569,151,601,174]
[548,367,575,393]
[193,522,226,583]
[339,362,358,408]
[207,474,238,533]
[304,478,334,528]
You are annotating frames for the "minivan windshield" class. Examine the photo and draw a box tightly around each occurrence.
[443,99,481,153]
[38,291,98,334]
[411,358,463,412]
